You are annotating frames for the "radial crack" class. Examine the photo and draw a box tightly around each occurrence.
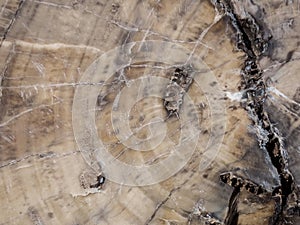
[144,187,180,225]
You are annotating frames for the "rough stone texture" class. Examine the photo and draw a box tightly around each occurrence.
[0,0,299,225]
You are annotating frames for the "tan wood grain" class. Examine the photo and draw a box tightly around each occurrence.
[0,0,299,224]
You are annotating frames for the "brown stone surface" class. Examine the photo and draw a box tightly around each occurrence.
[0,0,299,225]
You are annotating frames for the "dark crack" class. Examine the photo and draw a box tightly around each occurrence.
[224,187,239,225]
[164,65,195,118]
[210,0,298,224]
[0,0,25,48]
[144,187,180,225]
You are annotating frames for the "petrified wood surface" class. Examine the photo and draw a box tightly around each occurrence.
[0,0,299,225]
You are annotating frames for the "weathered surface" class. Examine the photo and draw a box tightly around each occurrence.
[0,0,299,225]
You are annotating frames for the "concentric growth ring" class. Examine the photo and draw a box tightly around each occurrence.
[72,41,226,186]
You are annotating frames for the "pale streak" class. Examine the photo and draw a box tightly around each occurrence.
[186,12,223,64]
[0,0,9,14]
[31,0,72,9]
[268,86,300,107]
[2,39,103,54]
[0,101,61,128]
[2,82,105,90]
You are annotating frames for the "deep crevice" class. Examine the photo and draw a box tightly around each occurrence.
[210,0,298,224]
[224,188,239,225]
